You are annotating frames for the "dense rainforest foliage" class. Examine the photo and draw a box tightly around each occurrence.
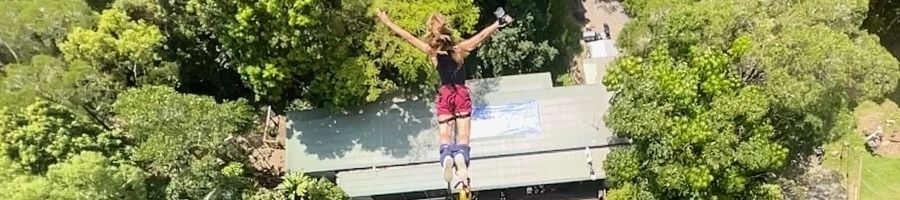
[0,0,580,199]
[3,0,899,199]
[603,0,899,199]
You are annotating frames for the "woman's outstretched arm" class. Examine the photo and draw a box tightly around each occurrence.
[454,15,513,55]
[376,10,431,54]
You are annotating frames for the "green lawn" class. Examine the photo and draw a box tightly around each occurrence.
[858,153,900,199]
[822,100,900,200]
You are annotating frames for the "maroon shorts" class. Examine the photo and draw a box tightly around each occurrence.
[436,84,472,116]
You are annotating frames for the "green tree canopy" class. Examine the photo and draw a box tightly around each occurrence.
[0,55,123,129]
[113,85,252,173]
[188,0,388,109]
[0,101,124,173]
[604,45,787,199]
[112,85,254,199]
[469,0,582,83]
[0,55,84,110]
[60,8,178,87]
[473,13,558,77]
[0,152,146,200]
[0,0,94,65]
[740,0,900,154]
[43,151,147,200]
[603,0,899,199]
[253,171,347,200]
[470,0,567,76]
[0,156,49,200]
[132,0,255,100]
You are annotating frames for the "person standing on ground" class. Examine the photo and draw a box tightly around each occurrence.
[375,9,512,184]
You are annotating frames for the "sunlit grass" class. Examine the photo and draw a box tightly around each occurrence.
[822,100,900,200]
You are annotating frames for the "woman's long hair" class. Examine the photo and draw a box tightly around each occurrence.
[424,13,465,66]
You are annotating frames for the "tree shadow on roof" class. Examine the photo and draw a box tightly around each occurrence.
[286,95,434,160]
[468,76,501,110]
[284,75,503,161]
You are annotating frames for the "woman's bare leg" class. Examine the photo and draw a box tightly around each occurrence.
[453,112,471,185]
[455,112,471,145]
[438,114,454,144]
[438,114,455,182]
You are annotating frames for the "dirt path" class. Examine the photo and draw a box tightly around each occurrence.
[576,0,630,84]
[582,0,629,40]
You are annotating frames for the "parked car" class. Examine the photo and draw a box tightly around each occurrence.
[582,31,601,42]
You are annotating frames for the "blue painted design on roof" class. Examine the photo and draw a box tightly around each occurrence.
[471,100,541,139]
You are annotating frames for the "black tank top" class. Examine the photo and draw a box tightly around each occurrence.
[436,53,465,85]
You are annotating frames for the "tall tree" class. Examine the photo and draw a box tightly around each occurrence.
[0,152,146,200]
[112,85,254,199]
[603,0,899,199]
[604,44,786,199]
[0,156,49,200]
[0,0,94,65]
[0,101,124,173]
[244,172,346,200]
[740,0,899,156]
[470,0,580,81]
[473,13,558,77]
[43,151,147,200]
[188,0,388,109]
[111,0,255,100]
[0,55,123,129]
[60,8,178,87]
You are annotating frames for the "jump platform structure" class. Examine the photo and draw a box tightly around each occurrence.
[285,72,624,199]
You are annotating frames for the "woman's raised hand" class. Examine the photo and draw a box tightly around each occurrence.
[500,15,514,27]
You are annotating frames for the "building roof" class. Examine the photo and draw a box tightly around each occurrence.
[337,147,612,197]
[588,40,619,58]
[284,72,623,197]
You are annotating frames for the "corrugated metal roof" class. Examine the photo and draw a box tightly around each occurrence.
[285,84,616,173]
[337,148,612,197]
[466,72,553,95]
[284,72,624,197]
[285,73,556,173]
